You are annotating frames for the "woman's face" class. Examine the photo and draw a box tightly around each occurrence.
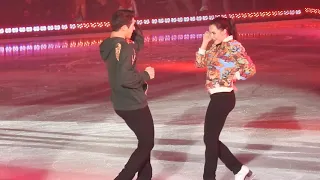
[209,24,228,44]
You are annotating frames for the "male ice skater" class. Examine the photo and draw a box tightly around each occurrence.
[99,9,155,180]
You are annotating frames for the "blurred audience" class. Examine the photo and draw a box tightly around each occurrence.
[0,0,317,26]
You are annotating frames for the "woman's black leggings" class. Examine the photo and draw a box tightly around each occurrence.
[203,91,243,180]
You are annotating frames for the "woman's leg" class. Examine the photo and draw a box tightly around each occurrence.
[203,91,242,180]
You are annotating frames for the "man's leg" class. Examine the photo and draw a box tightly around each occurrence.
[137,155,152,180]
[115,106,154,180]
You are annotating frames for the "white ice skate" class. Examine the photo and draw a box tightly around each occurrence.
[235,165,254,180]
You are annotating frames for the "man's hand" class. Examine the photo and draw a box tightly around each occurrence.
[145,67,155,79]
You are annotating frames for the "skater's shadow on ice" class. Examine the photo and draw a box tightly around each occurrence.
[152,106,205,180]
[244,106,301,131]
[241,106,300,162]
[220,106,300,180]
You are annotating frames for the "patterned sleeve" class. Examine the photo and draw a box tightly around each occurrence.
[195,51,207,68]
[195,44,216,68]
[231,42,256,80]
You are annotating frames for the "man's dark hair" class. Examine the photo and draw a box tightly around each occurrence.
[111,9,135,31]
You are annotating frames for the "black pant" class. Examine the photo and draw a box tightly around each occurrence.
[114,106,154,180]
[203,91,243,180]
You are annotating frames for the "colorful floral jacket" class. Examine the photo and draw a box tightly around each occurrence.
[196,36,256,94]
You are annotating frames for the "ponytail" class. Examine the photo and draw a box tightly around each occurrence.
[228,18,238,40]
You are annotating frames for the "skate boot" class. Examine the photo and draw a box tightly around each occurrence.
[235,165,254,180]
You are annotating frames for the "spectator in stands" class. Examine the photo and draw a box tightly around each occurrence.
[43,0,69,23]
[117,0,139,17]
[167,0,196,16]
[200,0,209,12]
[222,0,231,13]
[73,0,87,21]
[21,0,42,24]
[89,0,116,21]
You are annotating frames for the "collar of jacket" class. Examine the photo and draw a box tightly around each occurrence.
[223,35,233,42]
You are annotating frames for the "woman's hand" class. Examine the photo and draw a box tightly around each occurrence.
[202,31,213,44]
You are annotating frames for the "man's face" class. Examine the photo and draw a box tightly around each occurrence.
[124,18,136,39]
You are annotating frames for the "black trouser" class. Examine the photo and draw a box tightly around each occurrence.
[114,106,154,180]
[203,91,243,180]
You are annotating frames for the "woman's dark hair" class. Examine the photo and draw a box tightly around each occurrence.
[209,17,238,40]
[111,9,135,31]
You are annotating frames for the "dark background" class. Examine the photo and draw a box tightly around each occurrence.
[0,0,319,27]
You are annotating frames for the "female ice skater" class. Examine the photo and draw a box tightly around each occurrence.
[195,17,256,180]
